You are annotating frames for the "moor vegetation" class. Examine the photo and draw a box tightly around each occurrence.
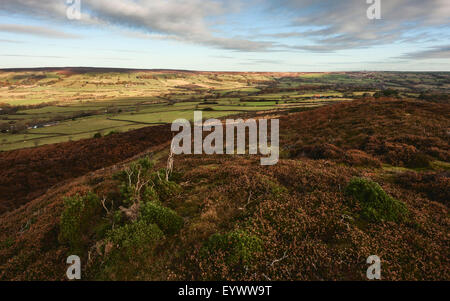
[0,97,448,281]
[0,125,172,215]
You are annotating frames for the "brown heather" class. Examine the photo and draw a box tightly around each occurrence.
[0,98,449,280]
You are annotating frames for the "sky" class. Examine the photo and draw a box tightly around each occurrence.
[0,0,449,72]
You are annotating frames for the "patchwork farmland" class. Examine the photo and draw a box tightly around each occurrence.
[1,69,447,151]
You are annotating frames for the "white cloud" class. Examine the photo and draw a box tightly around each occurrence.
[0,24,81,38]
[0,0,449,53]
[269,0,450,51]
[0,0,273,51]
[397,45,450,59]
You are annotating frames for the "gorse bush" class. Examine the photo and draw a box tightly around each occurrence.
[57,156,184,279]
[345,177,409,223]
[59,192,101,251]
[114,157,156,205]
[151,169,182,201]
[95,220,164,280]
[140,201,183,235]
[99,220,164,280]
[106,220,164,253]
[142,185,159,203]
[114,158,181,205]
[201,230,263,265]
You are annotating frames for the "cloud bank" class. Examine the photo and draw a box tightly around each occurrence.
[272,0,450,52]
[0,0,449,53]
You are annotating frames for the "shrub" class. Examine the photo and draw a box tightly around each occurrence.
[201,230,263,265]
[114,158,180,204]
[142,185,159,203]
[345,177,409,223]
[99,220,164,279]
[114,157,157,205]
[97,218,164,280]
[106,220,164,253]
[59,192,101,251]
[93,132,102,138]
[150,169,182,201]
[140,201,183,235]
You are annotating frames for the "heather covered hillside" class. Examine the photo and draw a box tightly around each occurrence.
[0,98,449,280]
[0,125,172,215]
[2,0,450,286]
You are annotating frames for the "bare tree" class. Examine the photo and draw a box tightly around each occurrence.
[119,164,150,221]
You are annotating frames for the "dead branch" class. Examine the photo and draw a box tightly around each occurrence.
[101,196,110,214]
[166,141,174,182]
[238,191,253,210]
[119,202,140,221]
[126,168,134,188]
[269,250,289,267]
[18,220,31,235]
[120,164,149,221]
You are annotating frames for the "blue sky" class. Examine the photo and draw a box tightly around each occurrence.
[0,0,449,71]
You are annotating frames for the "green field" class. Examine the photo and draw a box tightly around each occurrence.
[1,69,448,151]
[0,98,306,151]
